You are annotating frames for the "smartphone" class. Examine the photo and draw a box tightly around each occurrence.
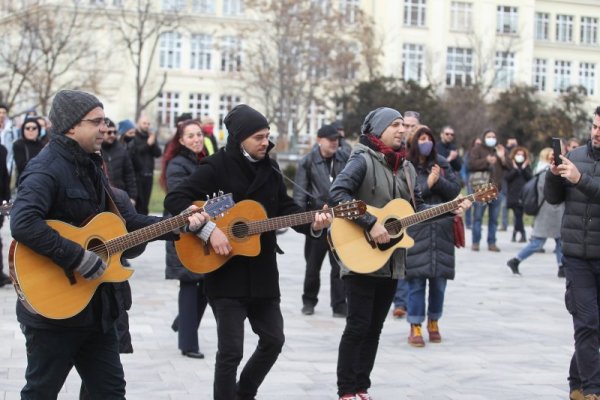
[552,137,562,165]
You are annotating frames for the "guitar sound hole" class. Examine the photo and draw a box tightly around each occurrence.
[231,221,249,239]
[87,238,108,263]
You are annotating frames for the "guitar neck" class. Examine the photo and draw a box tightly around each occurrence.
[247,209,326,235]
[106,208,199,254]
[388,193,476,233]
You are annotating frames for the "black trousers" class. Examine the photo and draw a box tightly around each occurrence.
[21,324,125,400]
[135,174,153,215]
[336,274,397,396]
[210,297,284,400]
[178,279,208,352]
[302,234,346,312]
[564,256,600,395]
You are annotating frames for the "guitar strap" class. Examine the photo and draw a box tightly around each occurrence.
[104,187,125,223]
[403,162,417,209]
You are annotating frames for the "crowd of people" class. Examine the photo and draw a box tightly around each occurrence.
[0,90,599,399]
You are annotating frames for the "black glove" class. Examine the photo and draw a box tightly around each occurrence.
[76,250,107,280]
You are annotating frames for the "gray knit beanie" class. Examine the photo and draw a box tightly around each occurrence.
[361,107,402,137]
[49,90,103,135]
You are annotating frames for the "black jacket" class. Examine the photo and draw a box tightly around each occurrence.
[505,164,532,208]
[10,135,172,331]
[545,141,600,259]
[12,138,44,179]
[435,141,463,173]
[129,130,162,176]
[0,144,9,202]
[164,141,308,298]
[101,140,137,200]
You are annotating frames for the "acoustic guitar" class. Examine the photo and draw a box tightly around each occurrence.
[327,184,498,274]
[9,193,234,320]
[175,199,367,274]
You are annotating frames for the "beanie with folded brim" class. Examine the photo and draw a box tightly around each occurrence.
[361,107,403,137]
[49,90,103,135]
[224,104,270,147]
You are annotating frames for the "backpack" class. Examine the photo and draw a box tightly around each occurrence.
[521,171,545,216]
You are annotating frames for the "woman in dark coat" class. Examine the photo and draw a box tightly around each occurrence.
[405,125,461,347]
[12,117,44,181]
[160,119,208,359]
[504,146,532,243]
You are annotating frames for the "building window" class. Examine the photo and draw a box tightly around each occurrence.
[494,51,515,89]
[404,0,426,27]
[190,34,212,70]
[223,0,243,16]
[402,43,424,83]
[158,92,180,127]
[581,17,598,45]
[219,95,242,130]
[189,93,211,119]
[446,47,472,87]
[496,5,518,35]
[450,1,472,32]
[556,14,573,42]
[192,0,215,13]
[220,36,242,72]
[161,0,185,11]
[532,58,547,91]
[554,60,571,93]
[159,32,182,69]
[534,12,549,40]
[340,0,360,24]
[579,62,596,95]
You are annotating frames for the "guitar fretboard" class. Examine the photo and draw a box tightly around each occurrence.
[244,209,332,236]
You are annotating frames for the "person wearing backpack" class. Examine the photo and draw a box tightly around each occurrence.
[505,146,533,243]
[506,147,564,276]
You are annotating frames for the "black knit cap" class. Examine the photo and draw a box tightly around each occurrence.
[224,104,269,143]
[317,124,339,139]
[49,90,103,135]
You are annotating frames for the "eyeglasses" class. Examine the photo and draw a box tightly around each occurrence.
[106,130,117,136]
[24,126,39,131]
[444,132,455,136]
[81,117,110,127]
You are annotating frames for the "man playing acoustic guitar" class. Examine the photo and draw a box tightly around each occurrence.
[10,90,209,399]
[164,104,332,400]
[329,107,471,400]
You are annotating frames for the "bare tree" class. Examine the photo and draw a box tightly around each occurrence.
[106,0,180,120]
[239,0,379,150]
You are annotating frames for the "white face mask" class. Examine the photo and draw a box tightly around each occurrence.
[514,155,525,163]
[484,137,497,147]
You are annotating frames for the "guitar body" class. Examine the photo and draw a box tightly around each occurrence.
[175,200,266,274]
[10,212,133,319]
[328,198,416,274]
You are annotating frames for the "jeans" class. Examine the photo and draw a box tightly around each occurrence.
[464,183,474,228]
[393,278,408,308]
[178,279,208,353]
[564,256,600,395]
[472,197,501,245]
[302,234,346,312]
[210,297,284,400]
[21,325,125,400]
[337,275,397,396]
[406,278,447,324]
[517,236,563,265]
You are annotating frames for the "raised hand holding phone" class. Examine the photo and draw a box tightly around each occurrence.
[552,137,562,166]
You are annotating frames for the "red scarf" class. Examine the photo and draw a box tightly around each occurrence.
[361,134,406,173]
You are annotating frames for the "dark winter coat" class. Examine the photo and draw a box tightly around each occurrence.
[545,141,600,259]
[0,144,9,203]
[467,144,510,191]
[10,135,173,331]
[405,155,461,280]
[101,140,138,200]
[164,141,310,298]
[129,130,162,176]
[12,138,44,179]
[435,141,463,173]
[505,163,533,208]
[164,148,204,282]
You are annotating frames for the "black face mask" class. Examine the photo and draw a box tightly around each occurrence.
[123,135,133,143]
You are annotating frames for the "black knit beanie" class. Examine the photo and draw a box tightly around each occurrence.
[224,104,269,143]
[49,90,103,135]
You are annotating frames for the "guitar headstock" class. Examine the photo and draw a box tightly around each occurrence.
[203,192,234,218]
[472,183,499,203]
[0,200,12,217]
[332,200,367,219]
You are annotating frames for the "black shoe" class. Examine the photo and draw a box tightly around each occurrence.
[332,304,348,318]
[121,258,131,267]
[506,258,521,275]
[332,311,347,318]
[558,266,566,278]
[182,350,204,359]
[301,305,314,315]
[0,273,11,287]
[171,316,179,332]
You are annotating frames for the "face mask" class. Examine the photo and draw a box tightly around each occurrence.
[203,125,214,135]
[484,137,497,147]
[418,141,433,156]
[514,155,525,163]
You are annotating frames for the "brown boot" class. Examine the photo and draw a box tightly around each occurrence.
[488,244,501,252]
[392,306,406,318]
[408,324,425,347]
[471,243,480,252]
[427,320,442,343]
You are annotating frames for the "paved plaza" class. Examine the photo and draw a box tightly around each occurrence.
[0,221,573,399]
